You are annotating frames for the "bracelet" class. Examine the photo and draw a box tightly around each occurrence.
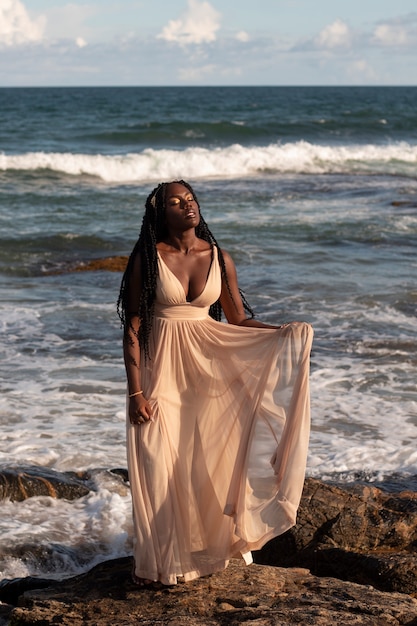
[129,390,144,398]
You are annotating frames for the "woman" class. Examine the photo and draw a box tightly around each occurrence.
[118,180,313,587]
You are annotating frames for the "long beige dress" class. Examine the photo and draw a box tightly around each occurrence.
[127,246,313,585]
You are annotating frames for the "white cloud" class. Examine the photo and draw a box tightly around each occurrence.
[347,59,377,82]
[372,23,410,47]
[235,30,250,43]
[0,0,45,46]
[157,0,221,45]
[178,63,216,81]
[76,36,87,48]
[43,4,97,42]
[314,19,352,49]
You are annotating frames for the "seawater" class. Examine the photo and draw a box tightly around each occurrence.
[0,86,416,580]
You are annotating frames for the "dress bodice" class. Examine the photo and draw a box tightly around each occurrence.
[155,246,222,313]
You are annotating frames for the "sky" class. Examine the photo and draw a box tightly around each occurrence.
[0,0,417,86]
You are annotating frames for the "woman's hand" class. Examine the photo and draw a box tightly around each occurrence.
[129,394,154,425]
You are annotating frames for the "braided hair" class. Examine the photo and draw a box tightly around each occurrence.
[117,180,253,361]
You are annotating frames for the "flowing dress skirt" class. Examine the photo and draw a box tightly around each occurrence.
[127,248,313,585]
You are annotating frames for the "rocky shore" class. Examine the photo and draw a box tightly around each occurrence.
[3,558,417,626]
[0,468,416,625]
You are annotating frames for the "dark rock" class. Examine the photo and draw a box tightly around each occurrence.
[0,466,90,502]
[391,200,417,208]
[254,478,417,594]
[0,576,53,606]
[0,542,106,588]
[6,558,417,625]
[2,470,416,603]
[0,466,129,502]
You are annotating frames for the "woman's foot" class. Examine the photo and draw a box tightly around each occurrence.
[131,573,154,587]
[131,562,155,588]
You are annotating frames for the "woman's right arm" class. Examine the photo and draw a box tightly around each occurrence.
[123,255,153,423]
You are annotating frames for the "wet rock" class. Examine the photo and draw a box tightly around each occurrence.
[0,466,129,502]
[0,466,90,502]
[43,255,128,275]
[0,576,53,606]
[71,255,128,272]
[6,558,417,625]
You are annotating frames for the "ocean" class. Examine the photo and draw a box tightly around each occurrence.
[0,86,416,581]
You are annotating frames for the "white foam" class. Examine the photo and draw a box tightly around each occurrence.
[0,485,133,580]
[1,141,417,182]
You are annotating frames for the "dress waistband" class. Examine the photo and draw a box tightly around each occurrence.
[154,303,210,320]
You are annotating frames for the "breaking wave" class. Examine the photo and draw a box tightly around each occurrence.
[1,141,417,183]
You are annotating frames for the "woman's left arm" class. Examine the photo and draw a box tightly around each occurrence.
[219,250,284,329]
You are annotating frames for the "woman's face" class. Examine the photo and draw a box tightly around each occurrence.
[164,182,200,233]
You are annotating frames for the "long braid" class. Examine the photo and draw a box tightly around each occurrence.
[117,180,254,360]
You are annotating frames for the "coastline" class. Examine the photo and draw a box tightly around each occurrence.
[1,468,416,584]
[2,558,417,626]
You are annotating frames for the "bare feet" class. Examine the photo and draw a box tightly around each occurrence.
[131,562,155,588]
[131,574,154,587]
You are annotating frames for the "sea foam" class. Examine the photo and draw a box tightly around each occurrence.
[1,141,417,183]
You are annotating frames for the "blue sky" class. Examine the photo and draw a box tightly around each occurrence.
[1,0,416,85]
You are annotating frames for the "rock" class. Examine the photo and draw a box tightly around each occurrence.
[0,465,129,502]
[43,255,128,275]
[391,200,417,207]
[71,256,128,273]
[5,558,417,625]
[0,576,53,606]
[0,466,129,502]
[0,466,90,502]
[2,469,416,597]
[254,478,417,594]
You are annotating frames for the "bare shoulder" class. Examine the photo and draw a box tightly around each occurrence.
[219,248,233,262]
[156,241,169,253]
[197,238,212,252]
[219,248,237,273]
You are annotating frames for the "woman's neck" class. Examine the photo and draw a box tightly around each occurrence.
[163,231,199,254]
